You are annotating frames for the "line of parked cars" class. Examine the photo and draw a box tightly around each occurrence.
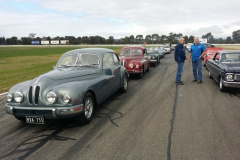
[5,46,170,125]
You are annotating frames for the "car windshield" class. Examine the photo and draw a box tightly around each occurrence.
[220,53,240,63]
[203,43,211,48]
[120,49,142,56]
[58,53,100,67]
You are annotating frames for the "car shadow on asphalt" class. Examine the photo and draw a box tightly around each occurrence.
[212,81,240,98]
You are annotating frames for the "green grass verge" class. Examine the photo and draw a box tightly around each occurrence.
[0,46,123,93]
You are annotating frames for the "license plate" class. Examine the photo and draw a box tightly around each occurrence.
[26,116,45,124]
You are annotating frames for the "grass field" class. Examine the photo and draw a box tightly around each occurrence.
[0,46,123,93]
[214,45,240,50]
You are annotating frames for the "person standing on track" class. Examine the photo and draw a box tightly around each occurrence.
[188,37,206,83]
[174,38,188,85]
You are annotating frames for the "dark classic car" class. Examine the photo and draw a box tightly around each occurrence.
[119,46,150,78]
[207,50,240,91]
[5,48,128,125]
[148,50,160,66]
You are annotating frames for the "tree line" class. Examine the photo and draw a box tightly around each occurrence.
[0,29,239,45]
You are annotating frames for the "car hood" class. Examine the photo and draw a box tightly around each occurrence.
[42,68,97,80]
[222,63,240,72]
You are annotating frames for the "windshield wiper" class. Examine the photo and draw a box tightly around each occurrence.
[76,64,99,67]
[58,64,74,68]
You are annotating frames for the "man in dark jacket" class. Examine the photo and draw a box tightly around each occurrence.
[174,38,188,85]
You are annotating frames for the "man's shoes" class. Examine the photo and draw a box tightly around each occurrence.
[176,81,184,85]
[197,80,202,83]
[192,80,197,82]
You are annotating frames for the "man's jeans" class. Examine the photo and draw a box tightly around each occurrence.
[192,59,202,81]
[176,62,184,82]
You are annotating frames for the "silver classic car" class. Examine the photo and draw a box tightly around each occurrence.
[5,48,128,125]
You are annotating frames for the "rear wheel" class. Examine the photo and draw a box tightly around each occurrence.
[120,74,128,93]
[208,70,213,79]
[75,92,95,125]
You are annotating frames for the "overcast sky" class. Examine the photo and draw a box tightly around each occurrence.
[0,0,240,39]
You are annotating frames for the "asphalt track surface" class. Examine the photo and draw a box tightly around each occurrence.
[0,51,240,160]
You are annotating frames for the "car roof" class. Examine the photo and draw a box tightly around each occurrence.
[217,50,240,54]
[63,48,115,56]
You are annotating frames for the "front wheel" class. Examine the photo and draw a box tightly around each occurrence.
[138,68,144,78]
[120,74,128,93]
[219,77,226,92]
[75,92,95,125]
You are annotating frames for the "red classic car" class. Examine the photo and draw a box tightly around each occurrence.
[203,47,223,66]
[119,46,150,78]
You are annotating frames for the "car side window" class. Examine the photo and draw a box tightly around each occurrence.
[103,53,114,68]
[113,53,120,66]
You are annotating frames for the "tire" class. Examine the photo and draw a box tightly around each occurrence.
[75,92,95,125]
[146,64,150,72]
[139,67,144,78]
[219,77,226,92]
[154,61,157,67]
[208,70,213,79]
[15,116,25,122]
[120,74,128,93]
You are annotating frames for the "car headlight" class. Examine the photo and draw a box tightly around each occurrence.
[129,63,134,68]
[225,74,234,81]
[46,92,57,104]
[136,64,139,68]
[14,92,23,103]
[63,95,71,103]
[7,93,13,102]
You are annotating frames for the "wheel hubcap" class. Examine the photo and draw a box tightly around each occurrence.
[84,97,93,118]
[124,77,127,90]
[219,78,223,89]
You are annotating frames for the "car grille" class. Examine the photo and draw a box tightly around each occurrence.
[28,85,40,105]
[234,74,240,81]
[14,109,52,116]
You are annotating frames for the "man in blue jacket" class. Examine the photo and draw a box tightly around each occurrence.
[174,38,188,85]
[188,37,206,83]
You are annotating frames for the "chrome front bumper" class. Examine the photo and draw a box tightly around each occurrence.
[127,69,143,74]
[150,60,157,63]
[222,81,240,88]
[5,104,83,118]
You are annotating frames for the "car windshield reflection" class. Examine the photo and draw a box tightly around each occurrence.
[58,53,100,68]
[220,53,240,63]
[120,49,142,56]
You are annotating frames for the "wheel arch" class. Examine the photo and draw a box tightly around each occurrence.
[84,89,97,106]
